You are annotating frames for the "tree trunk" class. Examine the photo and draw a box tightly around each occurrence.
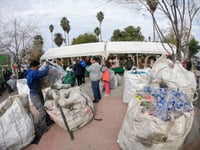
[51,32,54,48]
[100,23,102,42]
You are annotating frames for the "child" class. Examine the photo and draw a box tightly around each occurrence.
[101,61,111,96]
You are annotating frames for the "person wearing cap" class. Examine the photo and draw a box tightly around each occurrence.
[26,60,51,144]
[86,56,101,103]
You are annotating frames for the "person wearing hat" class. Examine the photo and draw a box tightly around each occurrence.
[26,60,52,144]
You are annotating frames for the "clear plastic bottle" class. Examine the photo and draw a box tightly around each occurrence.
[153,104,169,121]
[176,89,192,112]
[153,96,169,121]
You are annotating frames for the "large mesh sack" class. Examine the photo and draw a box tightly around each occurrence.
[117,95,194,150]
[0,94,35,150]
[43,86,94,131]
[16,79,33,105]
[151,55,196,101]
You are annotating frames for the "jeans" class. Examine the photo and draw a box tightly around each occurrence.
[91,80,101,101]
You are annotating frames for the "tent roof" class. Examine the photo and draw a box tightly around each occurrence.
[41,42,106,60]
[106,41,175,56]
[41,41,176,60]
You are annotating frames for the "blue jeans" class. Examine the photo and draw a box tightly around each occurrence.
[91,80,101,101]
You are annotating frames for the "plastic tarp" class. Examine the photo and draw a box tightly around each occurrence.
[41,42,106,60]
[0,95,35,150]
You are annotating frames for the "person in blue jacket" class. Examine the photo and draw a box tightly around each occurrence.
[26,60,52,144]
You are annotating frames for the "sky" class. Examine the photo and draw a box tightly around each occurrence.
[0,0,200,51]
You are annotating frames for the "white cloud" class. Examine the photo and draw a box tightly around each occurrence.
[0,0,199,51]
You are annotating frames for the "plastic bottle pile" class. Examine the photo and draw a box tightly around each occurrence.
[137,86,193,121]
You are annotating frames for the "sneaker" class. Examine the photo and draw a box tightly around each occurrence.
[93,100,99,103]
[43,127,49,133]
[46,119,54,126]
[31,135,41,144]
[104,94,110,96]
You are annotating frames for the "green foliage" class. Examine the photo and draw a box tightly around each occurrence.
[189,38,200,58]
[49,24,54,33]
[94,27,101,37]
[161,30,177,45]
[96,11,104,42]
[0,55,10,65]
[111,26,144,41]
[96,11,104,24]
[30,34,44,61]
[60,17,71,45]
[33,35,44,45]
[71,33,98,45]
[60,17,71,33]
[54,33,63,47]
[147,0,158,12]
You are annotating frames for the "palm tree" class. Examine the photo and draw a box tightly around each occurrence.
[60,17,71,46]
[49,24,54,48]
[33,35,43,44]
[54,33,63,47]
[31,34,44,61]
[96,11,104,42]
[94,27,101,41]
[147,0,158,42]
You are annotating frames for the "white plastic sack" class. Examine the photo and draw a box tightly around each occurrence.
[109,69,118,89]
[122,68,152,103]
[110,75,118,89]
[44,86,94,131]
[99,80,104,95]
[152,55,196,100]
[16,79,33,106]
[7,78,16,90]
[116,73,122,86]
[40,62,67,89]
[117,96,194,150]
[0,95,35,150]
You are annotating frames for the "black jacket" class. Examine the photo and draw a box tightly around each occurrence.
[73,63,84,76]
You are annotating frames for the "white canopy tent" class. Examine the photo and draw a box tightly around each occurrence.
[41,42,106,60]
[41,41,176,60]
[105,41,176,58]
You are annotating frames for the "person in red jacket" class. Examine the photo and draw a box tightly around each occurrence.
[101,60,111,96]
